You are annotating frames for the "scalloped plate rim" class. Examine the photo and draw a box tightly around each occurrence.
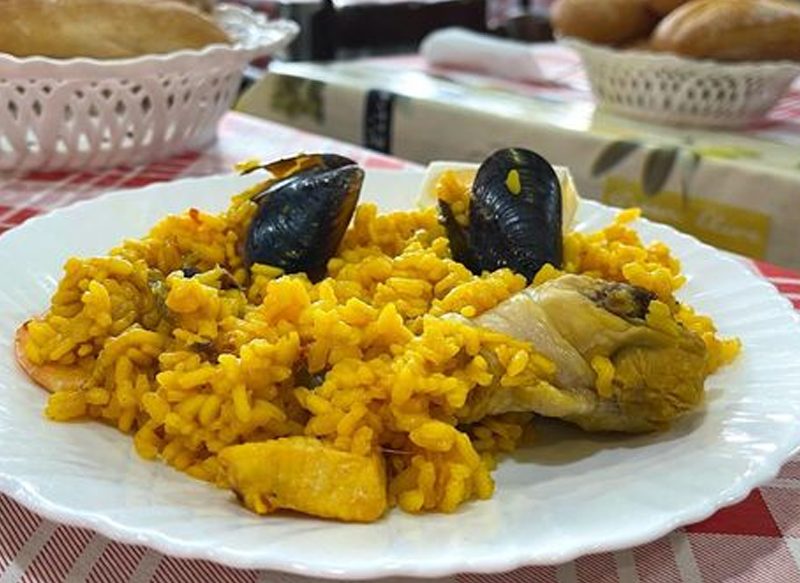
[0,170,799,579]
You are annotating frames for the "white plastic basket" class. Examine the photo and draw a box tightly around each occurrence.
[564,38,800,128]
[0,4,299,172]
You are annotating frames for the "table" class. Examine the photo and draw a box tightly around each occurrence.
[1,112,799,583]
[236,48,800,269]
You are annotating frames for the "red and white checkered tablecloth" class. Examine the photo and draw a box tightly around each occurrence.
[1,112,798,583]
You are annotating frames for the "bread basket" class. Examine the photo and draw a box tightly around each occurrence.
[0,4,299,172]
[564,38,800,128]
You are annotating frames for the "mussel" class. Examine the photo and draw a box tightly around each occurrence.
[243,154,364,281]
[439,148,563,282]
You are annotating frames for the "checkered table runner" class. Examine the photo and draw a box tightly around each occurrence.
[1,113,798,583]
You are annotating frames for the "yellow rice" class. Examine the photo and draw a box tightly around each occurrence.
[25,169,740,518]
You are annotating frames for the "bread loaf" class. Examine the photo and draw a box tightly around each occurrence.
[174,0,215,12]
[651,0,800,61]
[646,0,692,16]
[552,0,659,46]
[0,0,230,59]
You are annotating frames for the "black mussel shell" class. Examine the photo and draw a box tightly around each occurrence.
[466,147,562,281]
[243,153,357,182]
[244,154,364,281]
[438,199,480,275]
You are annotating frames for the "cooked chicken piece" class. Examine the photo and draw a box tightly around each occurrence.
[219,437,387,522]
[457,274,708,432]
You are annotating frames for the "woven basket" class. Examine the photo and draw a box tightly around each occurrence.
[564,38,800,128]
[0,4,298,171]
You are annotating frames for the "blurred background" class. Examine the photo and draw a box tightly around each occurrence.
[229,0,800,269]
[234,0,556,62]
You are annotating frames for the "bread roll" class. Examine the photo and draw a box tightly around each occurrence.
[625,37,656,51]
[646,0,691,16]
[0,0,230,59]
[174,0,215,12]
[651,0,800,61]
[551,0,659,46]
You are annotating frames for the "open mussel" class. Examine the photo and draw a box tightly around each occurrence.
[244,154,364,281]
[439,148,563,282]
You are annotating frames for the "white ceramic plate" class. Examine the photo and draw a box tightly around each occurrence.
[1,171,799,579]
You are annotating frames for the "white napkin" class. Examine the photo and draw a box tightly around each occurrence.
[420,28,549,83]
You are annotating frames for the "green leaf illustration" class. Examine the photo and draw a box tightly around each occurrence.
[307,80,325,124]
[692,145,760,160]
[270,76,325,124]
[591,140,640,177]
[642,147,678,197]
[679,149,701,206]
